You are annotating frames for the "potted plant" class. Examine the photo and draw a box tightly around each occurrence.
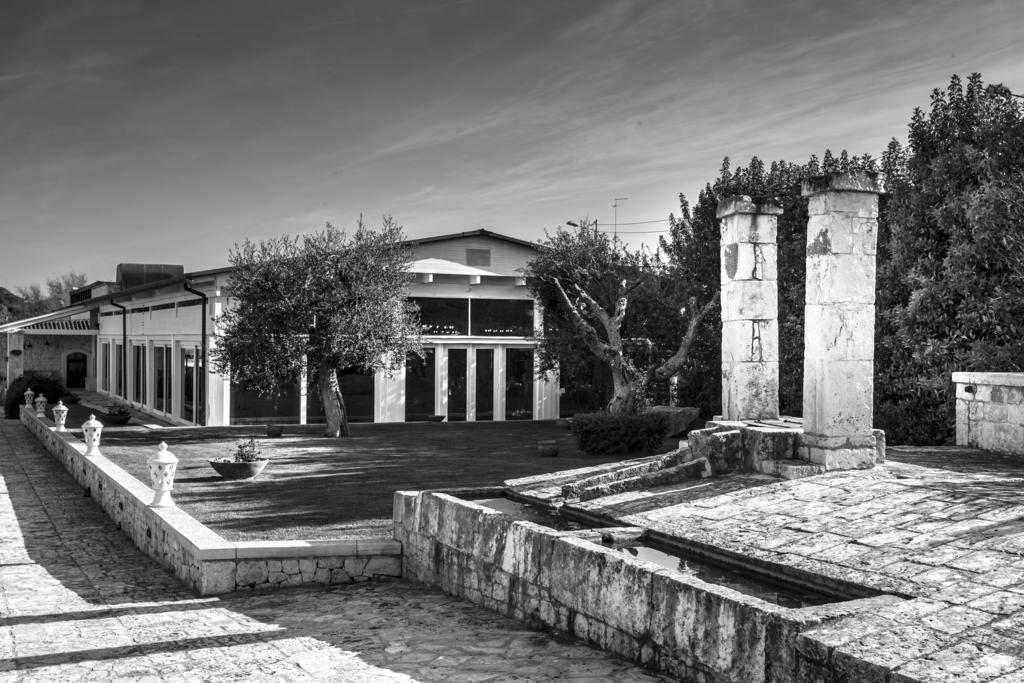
[104,406,133,426]
[209,437,269,480]
[265,423,284,437]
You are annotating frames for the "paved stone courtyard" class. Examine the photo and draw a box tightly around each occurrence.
[0,419,667,681]
[563,446,1024,681]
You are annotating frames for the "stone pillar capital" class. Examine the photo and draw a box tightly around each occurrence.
[801,171,884,197]
[716,195,783,219]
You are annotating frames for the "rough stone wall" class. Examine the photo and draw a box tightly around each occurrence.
[393,490,868,683]
[799,172,882,470]
[952,372,1024,454]
[20,407,401,594]
[717,197,781,421]
[21,334,94,388]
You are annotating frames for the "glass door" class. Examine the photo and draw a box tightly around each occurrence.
[475,348,494,421]
[505,348,534,420]
[181,348,195,423]
[447,348,467,421]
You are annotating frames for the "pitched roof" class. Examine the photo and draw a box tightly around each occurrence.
[405,229,536,250]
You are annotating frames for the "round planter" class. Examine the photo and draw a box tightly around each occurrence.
[265,424,284,438]
[104,413,132,426]
[538,439,559,457]
[209,459,269,480]
[426,415,446,423]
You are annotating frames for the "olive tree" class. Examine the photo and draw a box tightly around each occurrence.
[213,218,420,436]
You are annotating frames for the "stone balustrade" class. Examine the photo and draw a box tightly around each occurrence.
[19,405,401,594]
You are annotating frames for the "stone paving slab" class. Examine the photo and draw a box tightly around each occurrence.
[595,454,1024,681]
[0,419,668,681]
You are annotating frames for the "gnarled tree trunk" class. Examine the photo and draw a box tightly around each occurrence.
[318,361,350,437]
[606,354,637,415]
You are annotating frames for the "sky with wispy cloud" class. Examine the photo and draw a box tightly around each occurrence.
[1,0,1022,288]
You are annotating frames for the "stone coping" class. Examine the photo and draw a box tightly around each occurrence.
[19,406,401,563]
[952,371,1024,388]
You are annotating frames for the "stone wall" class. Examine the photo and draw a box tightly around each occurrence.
[952,372,1024,454]
[393,490,894,682]
[20,406,401,594]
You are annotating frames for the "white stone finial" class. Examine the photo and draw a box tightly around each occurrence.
[82,414,104,456]
[34,394,47,417]
[52,400,69,432]
[148,442,178,507]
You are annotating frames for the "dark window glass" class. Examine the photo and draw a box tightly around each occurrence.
[475,348,494,421]
[133,345,146,404]
[231,382,300,423]
[405,349,435,421]
[154,347,165,412]
[505,348,534,420]
[181,349,195,422]
[100,343,109,392]
[471,299,534,336]
[115,344,124,397]
[413,298,468,335]
[447,348,467,421]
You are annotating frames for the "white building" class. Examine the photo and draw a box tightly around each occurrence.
[2,230,561,425]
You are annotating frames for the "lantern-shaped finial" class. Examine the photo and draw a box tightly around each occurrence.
[34,394,47,417]
[82,414,104,456]
[148,442,178,507]
[52,400,69,432]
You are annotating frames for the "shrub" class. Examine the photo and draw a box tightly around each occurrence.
[231,437,264,462]
[570,412,669,455]
[4,375,75,419]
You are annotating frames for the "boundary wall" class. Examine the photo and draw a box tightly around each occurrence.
[20,406,401,594]
[952,372,1024,454]
[393,489,899,682]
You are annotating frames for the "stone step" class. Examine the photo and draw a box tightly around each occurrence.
[773,459,826,480]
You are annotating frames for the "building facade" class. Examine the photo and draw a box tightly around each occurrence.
[3,230,560,425]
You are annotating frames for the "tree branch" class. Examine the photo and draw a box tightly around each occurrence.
[654,292,720,379]
[551,277,613,356]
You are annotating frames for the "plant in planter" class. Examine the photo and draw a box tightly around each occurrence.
[209,437,269,480]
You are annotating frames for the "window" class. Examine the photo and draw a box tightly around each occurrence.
[100,343,109,392]
[470,299,534,336]
[154,347,172,413]
[413,298,468,335]
[410,297,535,337]
[132,345,147,404]
[466,248,491,267]
[115,344,124,397]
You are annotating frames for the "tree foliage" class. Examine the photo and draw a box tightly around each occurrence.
[875,74,1024,443]
[666,153,876,417]
[525,224,715,415]
[212,218,421,437]
[4,272,88,320]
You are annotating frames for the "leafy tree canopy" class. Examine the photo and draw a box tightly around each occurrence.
[525,224,715,415]
[875,73,1024,443]
[213,218,421,436]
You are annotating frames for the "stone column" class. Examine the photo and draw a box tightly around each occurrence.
[800,171,883,469]
[717,196,781,421]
